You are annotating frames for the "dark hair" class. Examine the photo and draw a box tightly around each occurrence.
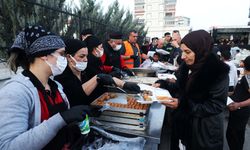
[220,50,231,60]
[164,32,171,36]
[129,30,137,35]
[173,30,180,33]
[244,56,250,71]
[151,37,159,41]
[7,49,34,73]
[153,52,160,57]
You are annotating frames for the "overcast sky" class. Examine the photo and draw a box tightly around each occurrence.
[96,0,250,30]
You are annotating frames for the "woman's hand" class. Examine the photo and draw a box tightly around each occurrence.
[161,98,179,109]
[228,102,241,111]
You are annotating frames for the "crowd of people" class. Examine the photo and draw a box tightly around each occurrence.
[0,25,250,150]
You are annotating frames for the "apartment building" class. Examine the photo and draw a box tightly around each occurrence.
[134,0,190,38]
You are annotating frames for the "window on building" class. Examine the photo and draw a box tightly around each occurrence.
[165,12,172,17]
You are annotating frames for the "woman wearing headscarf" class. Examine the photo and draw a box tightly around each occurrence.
[55,39,116,106]
[0,25,98,150]
[162,30,229,150]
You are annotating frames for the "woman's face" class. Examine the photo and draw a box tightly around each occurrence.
[181,44,195,65]
[44,48,67,75]
[46,48,66,65]
[69,47,88,65]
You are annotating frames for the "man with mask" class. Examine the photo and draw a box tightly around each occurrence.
[101,32,133,78]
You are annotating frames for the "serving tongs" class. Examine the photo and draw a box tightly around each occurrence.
[104,85,127,94]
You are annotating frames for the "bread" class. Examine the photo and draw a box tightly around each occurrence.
[92,93,149,110]
[156,96,171,101]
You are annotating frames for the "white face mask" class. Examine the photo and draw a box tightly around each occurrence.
[46,54,67,76]
[70,55,87,71]
[95,48,104,57]
[113,44,122,51]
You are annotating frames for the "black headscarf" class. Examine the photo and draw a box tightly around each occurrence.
[181,29,213,66]
[180,30,214,92]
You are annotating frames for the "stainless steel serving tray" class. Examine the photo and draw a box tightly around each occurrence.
[91,92,149,130]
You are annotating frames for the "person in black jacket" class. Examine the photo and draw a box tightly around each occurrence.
[162,30,229,150]
[55,39,116,106]
[226,56,250,150]
[55,39,140,105]
[101,32,133,77]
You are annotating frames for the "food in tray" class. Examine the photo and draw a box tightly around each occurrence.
[143,94,152,101]
[92,93,149,110]
[142,90,153,96]
[97,93,118,101]
[156,96,171,101]
[141,90,153,101]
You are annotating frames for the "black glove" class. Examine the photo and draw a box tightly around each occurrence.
[88,105,102,117]
[97,73,115,85]
[60,105,90,124]
[122,68,134,76]
[123,82,141,94]
[110,67,123,78]
[130,55,138,59]
[110,71,123,78]
[112,67,121,72]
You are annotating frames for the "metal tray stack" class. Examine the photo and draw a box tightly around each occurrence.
[91,92,150,131]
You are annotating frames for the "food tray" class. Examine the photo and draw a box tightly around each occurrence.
[91,92,149,130]
[136,84,173,104]
[91,92,150,114]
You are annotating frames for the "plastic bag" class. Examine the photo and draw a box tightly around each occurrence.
[82,126,146,150]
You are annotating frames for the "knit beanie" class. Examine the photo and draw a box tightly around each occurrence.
[80,28,93,36]
[109,32,123,40]
[85,36,102,52]
[64,39,87,55]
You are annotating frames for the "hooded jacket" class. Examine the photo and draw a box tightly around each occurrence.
[0,73,68,150]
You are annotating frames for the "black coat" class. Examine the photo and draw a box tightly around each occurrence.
[85,53,103,80]
[54,66,91,106]
[173,53,229,150]
[102,41,121,69]
[55,66,106,105]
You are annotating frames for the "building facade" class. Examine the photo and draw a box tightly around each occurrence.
[134,0,191,38]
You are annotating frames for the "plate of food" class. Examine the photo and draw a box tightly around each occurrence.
[136,84,173,104]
